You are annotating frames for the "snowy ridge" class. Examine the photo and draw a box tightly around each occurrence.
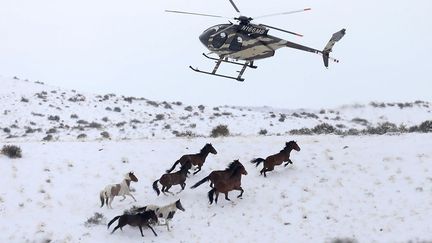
[1,76,431,142]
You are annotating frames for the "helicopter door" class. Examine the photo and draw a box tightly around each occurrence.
[229,36,243,51]
[211,32,227,48]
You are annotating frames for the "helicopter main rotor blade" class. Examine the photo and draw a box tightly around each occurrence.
[260,24,303,37]
[165,10,229,19]
[228,0,241,13]
[254,8,311,19]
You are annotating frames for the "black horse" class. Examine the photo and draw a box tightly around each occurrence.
[107,210,158,237]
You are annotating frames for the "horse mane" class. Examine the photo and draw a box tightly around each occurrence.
[200,143,211,153]
[229,164,244,178]
[225,160,240,171]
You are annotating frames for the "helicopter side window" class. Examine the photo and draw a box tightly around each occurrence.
[211,32,227,48]
[229,36,243,51]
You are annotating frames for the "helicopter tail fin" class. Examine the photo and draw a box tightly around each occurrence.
[322,28,346,67]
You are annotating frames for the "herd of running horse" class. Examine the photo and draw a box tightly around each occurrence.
[99,141,301,237]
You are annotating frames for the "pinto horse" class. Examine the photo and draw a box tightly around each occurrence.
[190,160,243,189]
[153,162,191,196]
[108,210,158,237]
[251,141,301,177]
[166,143,217,175]
[207,160,248,204]
[131,199,186,231]
[100,172,138,209]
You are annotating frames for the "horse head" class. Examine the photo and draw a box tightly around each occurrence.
[204,143,218,155]
[127,172,139,182]
[231,160,248,177]
[286,141,301,152]
[175,199,186,211]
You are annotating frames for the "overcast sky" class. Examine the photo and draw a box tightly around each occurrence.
[1,0,431,108]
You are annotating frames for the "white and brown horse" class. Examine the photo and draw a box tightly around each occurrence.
[100,172,138,209]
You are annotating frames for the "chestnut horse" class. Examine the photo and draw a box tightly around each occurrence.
[153,162,191,196]
[190,160,243,189]
[166,143,217,175]
[207,160,248,204]
[251,141,300,177]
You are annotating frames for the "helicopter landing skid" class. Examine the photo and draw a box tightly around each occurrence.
[189,54,257,82]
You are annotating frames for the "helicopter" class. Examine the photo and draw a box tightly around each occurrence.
[166,0,346,82]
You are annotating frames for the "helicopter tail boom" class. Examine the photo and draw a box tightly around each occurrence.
[284,28,346,68]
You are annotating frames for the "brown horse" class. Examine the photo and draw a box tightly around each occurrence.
[153,162,191,196]
[190,160,244,189]
[251,141,301,177]
[207,160,248,204]
[166,143,217,175]
[108,210,158,237]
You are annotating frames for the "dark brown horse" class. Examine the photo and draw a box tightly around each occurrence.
[251,141,301,177]
[153,162,191,196]
[107,210,158,237]
[166,143,217,175]
[207,160,248,204]
[190,160,243,189]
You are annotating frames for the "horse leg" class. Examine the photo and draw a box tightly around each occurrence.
[127,192,137,202]
[166,220,170,231]
[108,196,114,209]
[224,192,231,201]
[236,187,244,198]
[165,185,174,195]
[178,183,186,194]
[193,166,202,175]
[138,225,144,237]
[284,159,293,167]
[111,220,125,234]
[148,224,158,236]
[215,192,219,204]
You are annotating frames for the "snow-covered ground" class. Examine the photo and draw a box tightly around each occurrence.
[1,135,431,243]
[1,76,431,243]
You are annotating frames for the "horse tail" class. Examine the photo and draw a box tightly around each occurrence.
[107,215,121,229]
[152,180,160,196]
[99,190,105,207]
[166,159,181,173]
[208,188,215,204]
[251,158,265,167]
[190,175,210,189]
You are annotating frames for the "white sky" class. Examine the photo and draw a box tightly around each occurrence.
[1,0,431,108]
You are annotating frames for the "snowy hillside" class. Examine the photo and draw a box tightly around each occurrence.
[1,75,431,243]
[1,76,431,142]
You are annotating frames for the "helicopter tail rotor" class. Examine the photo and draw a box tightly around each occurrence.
[321,28,346,67]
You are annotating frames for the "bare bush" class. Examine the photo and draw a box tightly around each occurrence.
[1,145,22,158]
[211,125,230,137]
[101,131,110,139]
[258,129,268,135]
[47,115,60,122]
[43,135,53,141]
[312,123,336,134]
[84,212,106,227]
